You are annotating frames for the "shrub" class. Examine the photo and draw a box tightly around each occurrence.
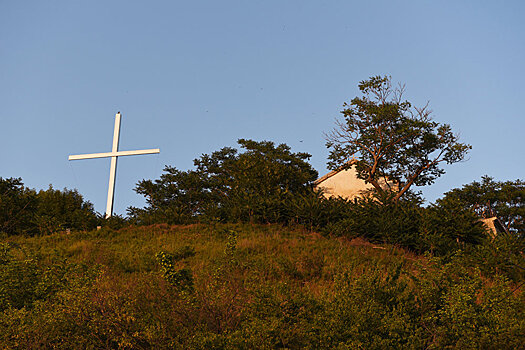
[97,213,130,230]
[0,242,99,312]
[156,246,196,293]
[456,233,525,281]
[35,185,98,234]
[422,195,487,256]
[288,190,351,231]
[413,256,525,349]
[326,194,425,251]
[0,178,37,236]
[0,178,98,236]
[323,262,423,349]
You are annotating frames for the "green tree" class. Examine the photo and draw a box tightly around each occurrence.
[442,176,525,233]
[423,195,486,255]
[34,186,98,234]
[131,139,318,224]
[0,178,97,236]
[326,76,471,202]
[0,178,37,235]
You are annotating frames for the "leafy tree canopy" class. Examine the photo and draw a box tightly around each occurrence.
[131,139,318,224]
[0,177,36,235]
[34,185,98,235]
[442,176,525,233]
[326,76,471,202]
[0,177,97,236]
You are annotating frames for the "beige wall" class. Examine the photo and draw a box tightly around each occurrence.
[314,168,375,200]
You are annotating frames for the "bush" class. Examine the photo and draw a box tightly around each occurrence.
[0,178,37,236]
[456,233,525,281]
[413,256,525,349]
[422,195,487,256]
[325,194,425,251]
[156,246,196,293]
[0,178,98,236]
[34,185,98,234]
[97,213,130,230]
[316,192,487,255]
[323,262,423,348]
[288,190,351,231]
[0,242,99,313]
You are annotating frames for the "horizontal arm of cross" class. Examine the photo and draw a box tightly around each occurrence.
[69,148,160,161]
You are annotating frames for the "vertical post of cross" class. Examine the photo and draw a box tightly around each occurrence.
[106,112,121,218]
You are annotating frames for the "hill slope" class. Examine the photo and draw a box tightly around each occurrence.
[1,224,523,349]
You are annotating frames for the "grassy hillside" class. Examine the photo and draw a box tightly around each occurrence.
[1,224,524,349]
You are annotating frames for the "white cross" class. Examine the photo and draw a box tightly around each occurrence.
[69,112,160,218]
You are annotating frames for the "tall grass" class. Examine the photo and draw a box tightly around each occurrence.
[1,224,523,349]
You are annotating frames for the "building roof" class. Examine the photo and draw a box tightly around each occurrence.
[313,159,357,186]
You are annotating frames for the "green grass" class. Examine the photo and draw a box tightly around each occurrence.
[1,224,523,349]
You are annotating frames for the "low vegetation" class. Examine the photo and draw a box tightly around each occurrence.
[0,224,523,349]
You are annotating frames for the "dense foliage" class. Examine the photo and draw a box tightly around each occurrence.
[322,193,486,256]
[1,224,523,349]
[326,76,471,201]
[126,134,490,255]
[0,177,98,236]
[0,178,36,236]
[129,139,318,224]
[442,176,525,233]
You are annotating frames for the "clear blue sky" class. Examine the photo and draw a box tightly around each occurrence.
[1,1,524,215]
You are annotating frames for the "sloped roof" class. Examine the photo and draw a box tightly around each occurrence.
[313,159,357,186]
